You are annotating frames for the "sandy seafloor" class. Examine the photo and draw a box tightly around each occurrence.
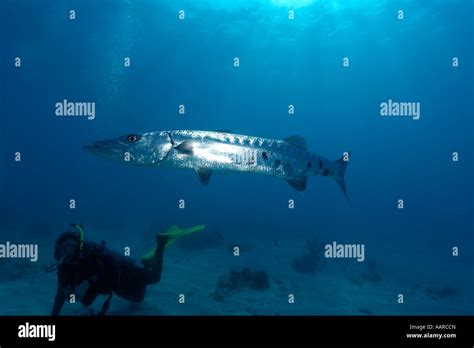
[0,224,472,316]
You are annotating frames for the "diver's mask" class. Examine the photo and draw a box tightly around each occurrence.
[44,224,85,273]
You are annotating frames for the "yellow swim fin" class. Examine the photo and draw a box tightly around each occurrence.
[142,224,205,261]
[160,224,205,248]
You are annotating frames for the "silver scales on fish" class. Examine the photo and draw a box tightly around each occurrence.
[84,130,350,203]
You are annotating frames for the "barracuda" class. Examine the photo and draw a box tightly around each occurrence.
[83,130,351,201]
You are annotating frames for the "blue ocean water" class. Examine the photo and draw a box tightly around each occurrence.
[1,0,473,315]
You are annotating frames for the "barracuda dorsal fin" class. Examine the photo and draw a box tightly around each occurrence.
[285,176,308,191]
[214,129,233,133]
[195,167,212,185]
[283,135,307,149]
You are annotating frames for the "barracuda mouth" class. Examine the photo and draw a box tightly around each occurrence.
[82,140,128,160]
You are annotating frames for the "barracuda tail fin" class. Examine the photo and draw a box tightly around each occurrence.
[334,153,351,206]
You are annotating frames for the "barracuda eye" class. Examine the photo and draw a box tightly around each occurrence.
[127,134,139,143]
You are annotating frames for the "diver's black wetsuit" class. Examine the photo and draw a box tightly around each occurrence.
[51,232,166,316]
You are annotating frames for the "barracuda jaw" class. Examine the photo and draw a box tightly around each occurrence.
[82,140,128,162]
[83,132,173,166]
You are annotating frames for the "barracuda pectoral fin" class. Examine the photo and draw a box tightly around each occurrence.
[285,176,308,191]
[195,167,213,185]
[174,141,194,155]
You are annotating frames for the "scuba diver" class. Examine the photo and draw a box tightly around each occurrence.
[45,223,204,315]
